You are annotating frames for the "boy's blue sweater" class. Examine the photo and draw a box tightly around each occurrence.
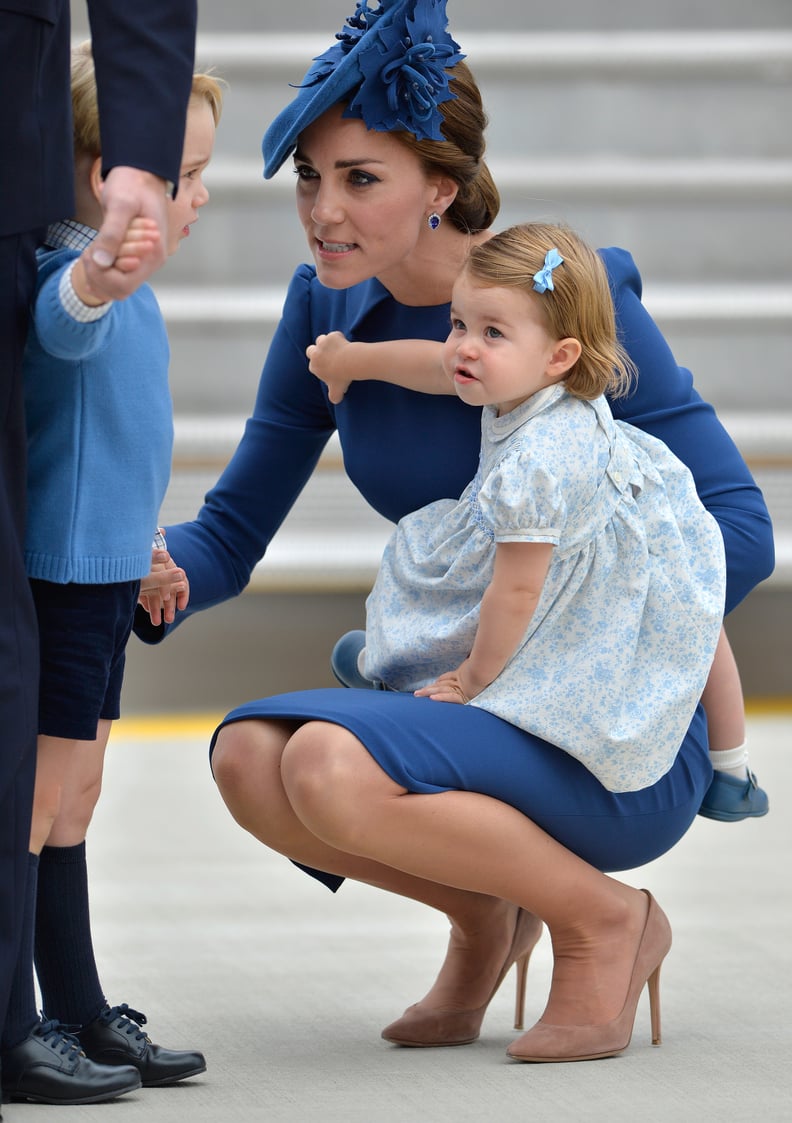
[23,243,173,584]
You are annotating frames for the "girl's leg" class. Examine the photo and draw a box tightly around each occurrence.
[699,626,768,820]
[278,721,652,1030]
[701,627,745,755]
[213,721,539,1017]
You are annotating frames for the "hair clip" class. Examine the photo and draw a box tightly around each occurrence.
[532,248,564,294]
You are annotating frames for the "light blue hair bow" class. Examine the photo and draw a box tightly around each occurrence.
[532,248,564,294]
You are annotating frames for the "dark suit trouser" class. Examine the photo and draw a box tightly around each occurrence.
[0,232,39,1040]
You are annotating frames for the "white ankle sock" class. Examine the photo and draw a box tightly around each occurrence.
[709,742,749,780]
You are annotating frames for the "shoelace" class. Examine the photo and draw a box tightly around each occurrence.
[35,1018,82,1057]
[100,1003,149,1043]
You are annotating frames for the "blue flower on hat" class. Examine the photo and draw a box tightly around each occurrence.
[337,0,390,49]
[346,0,465,139]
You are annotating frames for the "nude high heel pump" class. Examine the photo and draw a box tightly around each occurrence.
[381,909,543,1047]
[506,890,671,1064]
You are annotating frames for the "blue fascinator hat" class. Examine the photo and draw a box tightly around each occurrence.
[262,0,465,178]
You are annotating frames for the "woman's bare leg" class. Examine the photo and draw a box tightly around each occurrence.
[213,720,534,1014]
[278,721,650,1029]
[214,719,650,1029]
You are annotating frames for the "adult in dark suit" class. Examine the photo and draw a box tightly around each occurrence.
[0,0,196,1106]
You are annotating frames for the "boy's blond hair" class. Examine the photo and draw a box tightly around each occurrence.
[465,222,635,400]
[71,41,224,159]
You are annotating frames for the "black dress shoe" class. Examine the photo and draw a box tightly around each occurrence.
[1,1019,141,1105]
[78,1003,206,1087]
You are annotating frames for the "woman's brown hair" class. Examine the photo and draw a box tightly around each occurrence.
[391,61,500,234]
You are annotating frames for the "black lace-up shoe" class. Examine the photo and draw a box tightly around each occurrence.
[78,1004,206,1086]
[1,1019,141,1105]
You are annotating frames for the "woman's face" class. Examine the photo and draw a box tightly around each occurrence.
[293,104,444,290]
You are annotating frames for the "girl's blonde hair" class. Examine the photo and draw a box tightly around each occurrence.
[71,41,225,159]
[466,223,635,399]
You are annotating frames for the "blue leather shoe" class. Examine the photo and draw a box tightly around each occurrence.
[78,1004,205,1087]
[330,630,375,689]
[698,769,769,822]
[2,1019,140,1105]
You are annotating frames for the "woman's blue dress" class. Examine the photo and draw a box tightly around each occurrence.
[137,249,774,888]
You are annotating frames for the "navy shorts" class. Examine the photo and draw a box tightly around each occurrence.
[30,579,140,741]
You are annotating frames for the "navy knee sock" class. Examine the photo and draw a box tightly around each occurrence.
[34,842,106,1027]
[1,852,40,1051]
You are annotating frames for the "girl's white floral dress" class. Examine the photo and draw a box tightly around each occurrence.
[364,384,726,792]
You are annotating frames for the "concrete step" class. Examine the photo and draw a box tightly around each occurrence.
[200,31,792,164]
[72,0,792,36]
[167,155,792,287]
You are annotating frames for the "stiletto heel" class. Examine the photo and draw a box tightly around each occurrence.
[647,963,662,1045]
[507,890,671,1064]
[514,950,530,1030]
[382,908,543,1047]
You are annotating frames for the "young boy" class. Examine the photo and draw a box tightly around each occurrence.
[0,44,223,1107]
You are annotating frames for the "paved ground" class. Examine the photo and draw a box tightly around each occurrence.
[6,710,789,1123]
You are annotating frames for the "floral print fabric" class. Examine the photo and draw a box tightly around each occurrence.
[364,385,726,792]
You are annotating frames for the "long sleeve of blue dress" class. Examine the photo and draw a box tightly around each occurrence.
[135,250,773,643]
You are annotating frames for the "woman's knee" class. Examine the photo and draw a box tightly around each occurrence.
[211,722,254,794]
[211,719,298,838]
[280,723,390,847]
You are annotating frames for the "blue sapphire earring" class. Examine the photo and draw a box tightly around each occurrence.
[428,212,442,231]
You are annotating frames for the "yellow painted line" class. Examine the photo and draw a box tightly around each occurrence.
[113,713,224,740]
[745,696,792,716]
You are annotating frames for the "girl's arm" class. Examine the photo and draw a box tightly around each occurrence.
[307,332,452,404]
[415,540,554,704]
